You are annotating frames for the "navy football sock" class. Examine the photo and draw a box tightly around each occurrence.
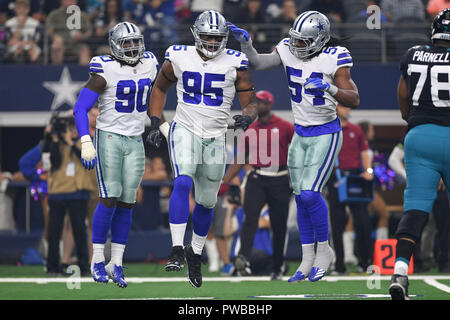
[91,202,114,244]
[300,190,329,242]
[110,206,133,245]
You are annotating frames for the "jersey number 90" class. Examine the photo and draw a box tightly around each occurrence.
[115,78,152,113]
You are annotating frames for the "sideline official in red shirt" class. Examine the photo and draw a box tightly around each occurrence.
[325,104,374,275]
[222,90,294,280]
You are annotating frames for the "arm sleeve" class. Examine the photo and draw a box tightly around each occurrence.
[73,87,99,138]
[18,144,42,179]
[388,145,406,180]
[240,40,282,71]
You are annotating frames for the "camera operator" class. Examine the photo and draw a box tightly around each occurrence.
[41,113,97,276]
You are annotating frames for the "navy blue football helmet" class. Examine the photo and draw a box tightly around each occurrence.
[431,8,450,42]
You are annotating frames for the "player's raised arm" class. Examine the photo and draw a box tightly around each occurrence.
[397,75,409,121]
[73,73,106,170]
[233,68,258,131]
[146,60,177,148]
[228,22,282,70]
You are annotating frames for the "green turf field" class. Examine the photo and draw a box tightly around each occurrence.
[1,262,450,300]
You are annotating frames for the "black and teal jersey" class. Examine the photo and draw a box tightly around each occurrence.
[400,44,450,129]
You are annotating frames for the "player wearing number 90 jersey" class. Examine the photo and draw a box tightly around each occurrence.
[389,8,450,300]
[73,22,158,288]
[228,11,360,282]
[147,10,257,288]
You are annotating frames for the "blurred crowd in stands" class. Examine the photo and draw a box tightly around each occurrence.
[0,0,447,64]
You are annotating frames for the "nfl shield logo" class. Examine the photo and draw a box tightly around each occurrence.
[133,69,137,74]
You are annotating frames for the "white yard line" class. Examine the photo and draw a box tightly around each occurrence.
[423,279,450,293]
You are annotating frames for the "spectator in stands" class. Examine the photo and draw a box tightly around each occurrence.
[355,0,389,23]
[235,0,267,24]
[5,0,41,63]
[308,0,346,23]
[189,0,223,22]
[381,0,426,23]
[0,0,42,20]
[95,0,121,38]
[94,0,122,55]
[46,0,92,64]
[325,104,374,275]
[271,0,297,25]
[122,0,146,24]
[86,0,104,21]
[174,0,191,22]
[0,13,7,62]
[41,114,97,276]
[427,0,450,20]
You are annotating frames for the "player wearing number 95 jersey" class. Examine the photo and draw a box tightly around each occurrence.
[228,11,360,282]
[147,10,257,288]
[73,22,158,288]
[389,8,450,300]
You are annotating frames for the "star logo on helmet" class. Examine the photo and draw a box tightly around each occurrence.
[315,21,325,32]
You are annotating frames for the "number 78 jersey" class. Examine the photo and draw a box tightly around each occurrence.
[89,52,159,136]
[166,45,249,138]
[276,38,353,127]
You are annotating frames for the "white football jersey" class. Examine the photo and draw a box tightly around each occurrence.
[165,45,249,138]
[276,38,353,126]
[89,52,159,136]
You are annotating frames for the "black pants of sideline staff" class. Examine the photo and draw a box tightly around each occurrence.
[325,170,373,273]
[239,171,291,274]
[46,198,90,274]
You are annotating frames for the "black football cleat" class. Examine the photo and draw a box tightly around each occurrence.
[389,274,410,300]
[164,246,186,272]
[184,244,203,288]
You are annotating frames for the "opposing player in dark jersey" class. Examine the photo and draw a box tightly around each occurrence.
[389,8,450,300]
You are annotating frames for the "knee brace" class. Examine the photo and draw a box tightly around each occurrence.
[395,210,429,243]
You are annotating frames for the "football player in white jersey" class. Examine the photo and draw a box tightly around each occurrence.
[228,11,360,282]
[146,10,257,288]
[73,22,159,287]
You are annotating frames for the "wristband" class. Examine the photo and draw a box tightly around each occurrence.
[327,84,338,96]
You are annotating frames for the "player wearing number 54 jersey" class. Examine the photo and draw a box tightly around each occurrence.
[228,11,360,282]
[389,8,450,300]
[73,22,158,288]
[147,10,257,288]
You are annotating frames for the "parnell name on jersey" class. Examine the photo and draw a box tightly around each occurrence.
[411,50,450,63]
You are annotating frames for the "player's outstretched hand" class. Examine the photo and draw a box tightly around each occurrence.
[233,115,252,131]
[80,135,97,170]
[227,22,250,43]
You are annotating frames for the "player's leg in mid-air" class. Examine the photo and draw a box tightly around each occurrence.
[185,136,226,288]
[288,131,342,283]
[389,125,448,300]
[90,129,145,288]
[105,134,145,288]
[164,122,197,272]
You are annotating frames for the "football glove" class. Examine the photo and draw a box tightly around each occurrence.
[227,185,241,205]
[233,115,252,132]
[227,22,250,43]
[146,116,162,148]
[80,135,97,170]
[304,77,338,96]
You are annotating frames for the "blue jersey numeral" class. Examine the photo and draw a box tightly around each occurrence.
[286,66,325,106]
[182,71,225,106]
[323,47,338,55]
[115,78,152,113]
